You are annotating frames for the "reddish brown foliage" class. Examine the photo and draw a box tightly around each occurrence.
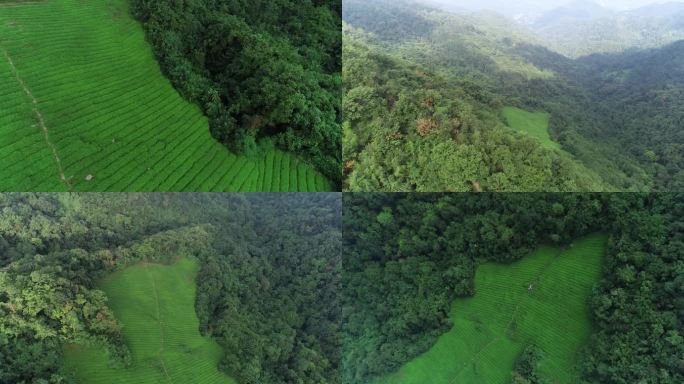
[386,132,404,141]
[416,118,437,137]
[344,160,356,176]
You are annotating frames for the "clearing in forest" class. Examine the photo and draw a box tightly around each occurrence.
[374,233,607,384]
[61,258,236,384]
[502,107,561,151]
[0,0,331,191]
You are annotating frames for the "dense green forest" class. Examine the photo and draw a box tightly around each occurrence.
[132,0,342,187]
[343,193,684,383]
[342,0,684,191]
[0,193,341,384]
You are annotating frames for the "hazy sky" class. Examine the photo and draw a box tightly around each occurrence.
[423,0,684,13]
[599,0,684,9]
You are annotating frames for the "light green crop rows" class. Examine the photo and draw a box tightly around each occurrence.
[503,106,561,151]
[61,258,237,384]
[375,233,606,384]
[0,0,331,191]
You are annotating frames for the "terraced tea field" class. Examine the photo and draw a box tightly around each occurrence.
[0,0,331,191]
[62,258,237,384]
[503,107,561,151]
[374,233,607,384]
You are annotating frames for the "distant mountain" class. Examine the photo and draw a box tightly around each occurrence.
[533,0,613,29]
[625,1,684,18]
[530,1,684,57]
[415,0,584,18]
[344,0,554,80]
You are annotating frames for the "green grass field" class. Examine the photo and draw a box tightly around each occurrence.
[61,258,237,384]
[0,0,331,191]
[374,233,606,384]
[502,107,561,151]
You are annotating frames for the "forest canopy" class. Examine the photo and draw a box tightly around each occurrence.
[342,193,684,384]
[132,0,342,186]
[0,193,341,384]
[342,0,684,192]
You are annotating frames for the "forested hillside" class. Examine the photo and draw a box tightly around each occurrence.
[343,26,608,191]
[343,0,684,191]
[342,193,684,384]
[132,0,342,186]
[0,193,341,384]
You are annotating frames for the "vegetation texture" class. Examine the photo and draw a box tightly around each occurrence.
[0,193,341,384]
[132,0,342,186]
[343,193,684,384]
[343,0,684,191]
[62,258,236,384]
[0,0,331,191]
[374,234,606,384]
[502,107,560,151]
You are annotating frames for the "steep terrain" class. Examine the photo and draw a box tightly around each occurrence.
[343,0,684,191]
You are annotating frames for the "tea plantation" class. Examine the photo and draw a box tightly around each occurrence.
[0,0,331,191]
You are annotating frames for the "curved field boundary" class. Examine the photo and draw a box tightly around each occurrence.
[374,233,607,384]
[61,258,237,384]
[0,0,331,191]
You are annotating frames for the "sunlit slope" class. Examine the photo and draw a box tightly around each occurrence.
[0,0,331,191]
[375,234,606,384]
[62,258,237,384]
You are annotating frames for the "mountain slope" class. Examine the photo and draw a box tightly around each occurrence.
[343,0,684,191]
[343,26,610,192]
[576,41,684,189]
[531,1,684,57]
[533,0,613,29]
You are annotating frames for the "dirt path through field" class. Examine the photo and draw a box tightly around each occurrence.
[147,265,174,383]
[3,48,71,188]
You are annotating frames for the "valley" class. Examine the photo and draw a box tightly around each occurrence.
[343,0,684,192]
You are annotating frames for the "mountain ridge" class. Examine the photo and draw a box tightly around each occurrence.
[532,0,613,29]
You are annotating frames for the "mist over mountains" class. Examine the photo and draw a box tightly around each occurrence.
[420,0,684,14]
[413,0,684,57]
[531,0,615,27]
[534,1,684,56]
